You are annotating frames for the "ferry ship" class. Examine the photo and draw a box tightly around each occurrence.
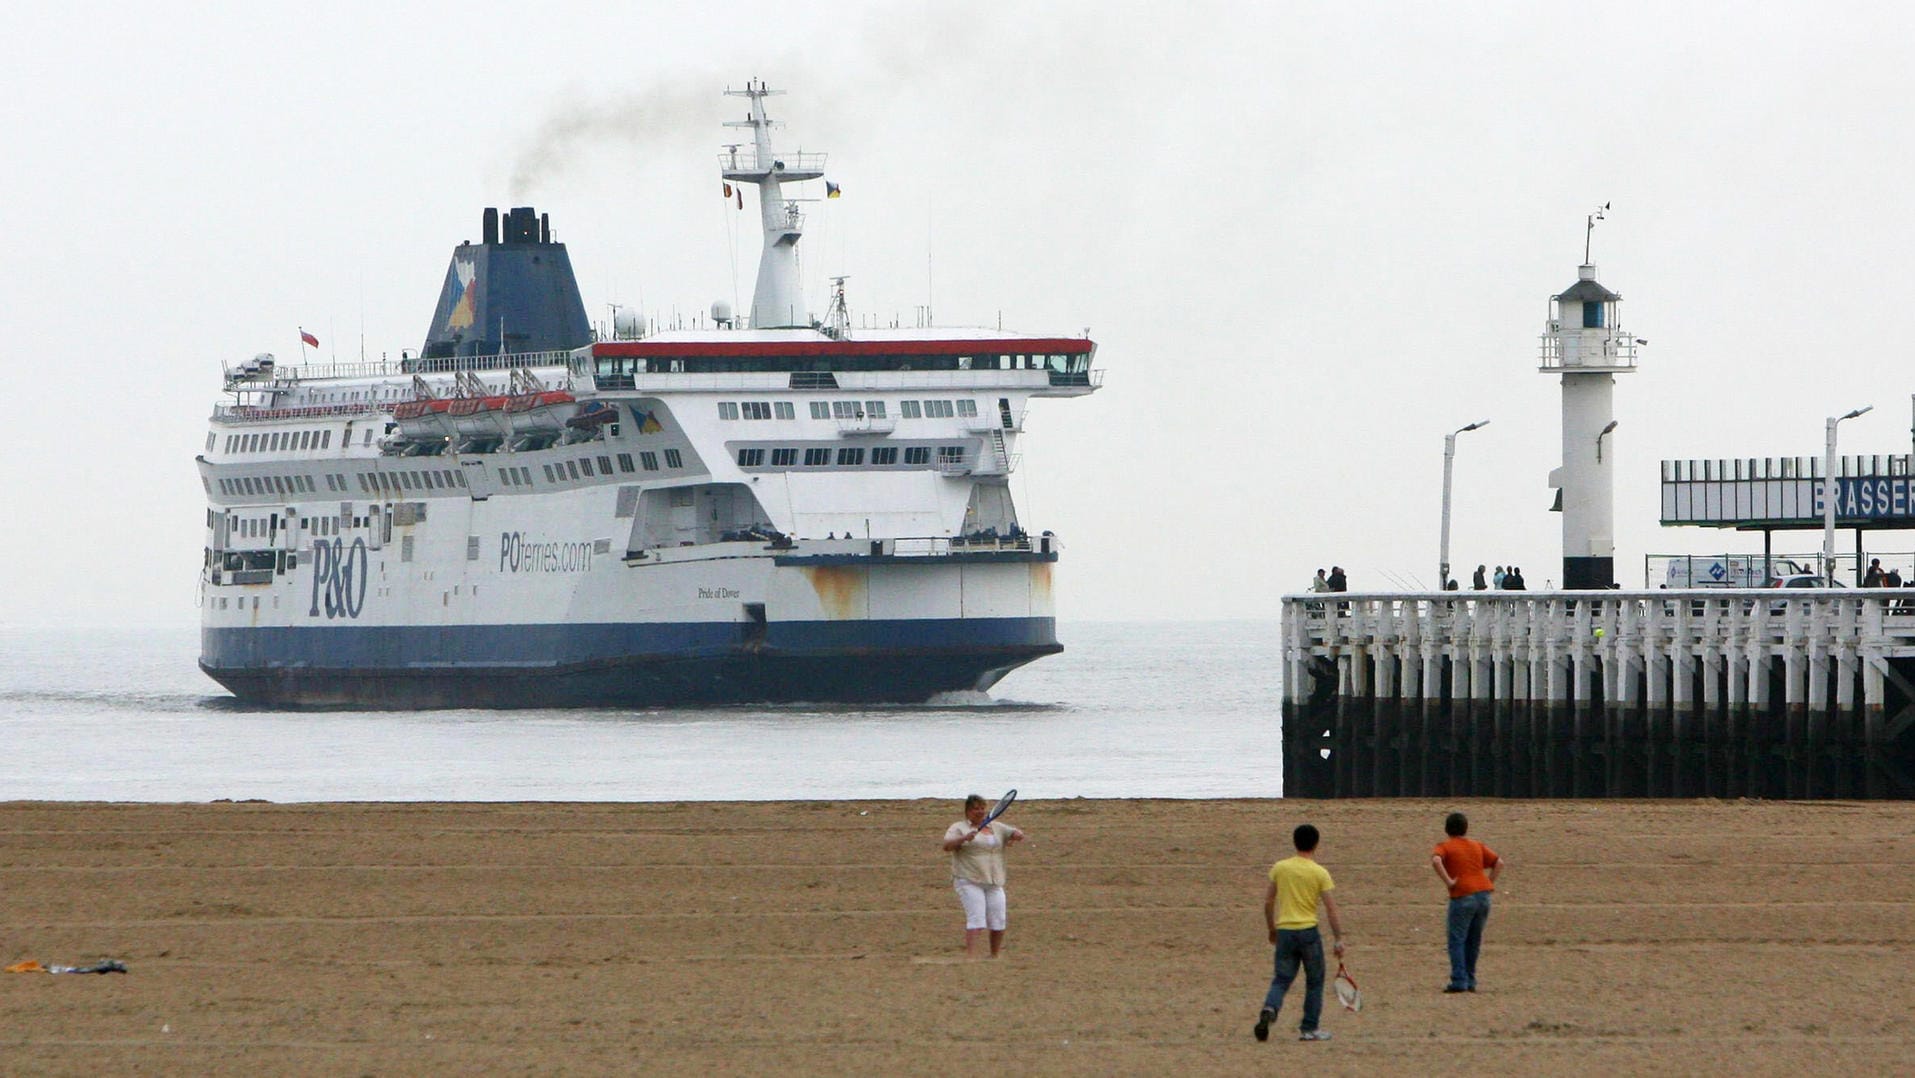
[196,81,1101,707]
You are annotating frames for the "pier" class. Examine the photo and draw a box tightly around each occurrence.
[1280,591,1915,799]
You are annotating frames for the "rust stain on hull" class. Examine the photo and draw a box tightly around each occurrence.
[1030,562,1054,606]
[804,566,867,619]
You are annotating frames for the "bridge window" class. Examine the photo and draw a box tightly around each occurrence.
[809,402,830,419]
[872,447,898,465]
[957,400,978,417]
[864,401,887,419]
[772,448,797,466]
[640,452,659,471]
[904,447,930,465]
[804,448,830,466]
[837,447,865,466]
[617,453,635,473]
[900,401,922,419]
[774,402,795,419]
[718,402,739,420]
[738,448,765,467]
[664,449,683,469]
[742,402,772,420]
[580,458,595,477]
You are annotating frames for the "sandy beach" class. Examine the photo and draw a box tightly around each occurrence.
[3,797,1911,1076]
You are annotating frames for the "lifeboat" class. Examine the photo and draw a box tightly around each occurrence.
[504,390,577,438]
[562,399,619,442]
[393,398,455,438]
[451,395,512,437]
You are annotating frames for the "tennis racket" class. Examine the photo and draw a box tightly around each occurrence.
[1333,961,1362,1013]
[980,788,1017,826]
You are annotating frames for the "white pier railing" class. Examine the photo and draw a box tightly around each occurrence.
[1284,590,1915,711]
[1279,589,1915,799]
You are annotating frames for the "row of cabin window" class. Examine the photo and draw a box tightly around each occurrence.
[223,428,337,454]
[227,514,348,540]
[717,399,980,422]
[500,449,687,489]
[215,467,469,501]
[736,445,965,468]
[716,401,797,420]
[597,354,1083,374]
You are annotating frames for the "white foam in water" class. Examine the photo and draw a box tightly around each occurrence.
[0,622,1284,802]
[922,690,1000,707]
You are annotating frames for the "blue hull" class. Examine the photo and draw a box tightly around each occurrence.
[200,617,1060,708]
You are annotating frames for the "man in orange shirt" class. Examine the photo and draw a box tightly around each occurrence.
[1431,811,1504,993]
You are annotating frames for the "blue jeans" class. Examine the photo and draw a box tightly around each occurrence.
[1447,891,1492,989]
[1261,926,1325,1032]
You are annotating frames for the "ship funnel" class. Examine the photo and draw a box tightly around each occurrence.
[421,206,591,360]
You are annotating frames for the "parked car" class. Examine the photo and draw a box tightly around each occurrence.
[1766,574,1842,614]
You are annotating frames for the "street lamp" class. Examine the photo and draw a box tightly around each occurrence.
[1439,419,1491,590]
[1823,405,1873,582]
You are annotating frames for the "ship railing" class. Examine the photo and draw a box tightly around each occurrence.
[226,349,576,387]
[836,416,897,436]
[889,534,1045,557]
[718,150,828,176]
[1045,368,1104,388]
[212,402,386,422]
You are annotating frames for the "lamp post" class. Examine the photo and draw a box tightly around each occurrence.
[1823,405,1872,582]
[1439,419,1490,590]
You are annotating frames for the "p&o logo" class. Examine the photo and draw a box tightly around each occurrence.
[309,537,370,619]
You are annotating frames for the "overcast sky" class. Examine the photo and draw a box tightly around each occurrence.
[6,2,1915,628]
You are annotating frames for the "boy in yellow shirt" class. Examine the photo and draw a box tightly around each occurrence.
[1255,823,1346,1042]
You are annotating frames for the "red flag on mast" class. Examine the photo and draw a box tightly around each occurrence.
[300,330,319,348]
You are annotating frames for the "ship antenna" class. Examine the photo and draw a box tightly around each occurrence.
[825,276,850,339]
[1584,200,1610,263]
[721,79,825,329]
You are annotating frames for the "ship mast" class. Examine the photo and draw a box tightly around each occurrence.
[721,79,826,329]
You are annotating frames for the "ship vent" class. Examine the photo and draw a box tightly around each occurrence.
[593,538,612,555]
[401,535,415,563]
[394,501,428,526]
[467,536,482,561]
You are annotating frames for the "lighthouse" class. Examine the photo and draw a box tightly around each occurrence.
[1542,216,1639,589]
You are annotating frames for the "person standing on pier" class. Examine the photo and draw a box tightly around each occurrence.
[1254,824,1346,1043]
[1492,565,1506,589]
[1431,812,1503,993]
[1473,565,1488,591]
[1327,567,1347,592]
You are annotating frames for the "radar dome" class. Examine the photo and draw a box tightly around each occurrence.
[612,306,645,340]
[711,300,735,326]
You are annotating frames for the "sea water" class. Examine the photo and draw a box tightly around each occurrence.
[0,622,1283,802]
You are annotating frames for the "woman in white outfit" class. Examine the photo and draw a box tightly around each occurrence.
[941,793,1027,958]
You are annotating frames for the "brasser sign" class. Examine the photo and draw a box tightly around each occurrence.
[1832,476,1915,519]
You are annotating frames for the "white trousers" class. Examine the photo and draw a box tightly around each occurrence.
[954,878,1007,930]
